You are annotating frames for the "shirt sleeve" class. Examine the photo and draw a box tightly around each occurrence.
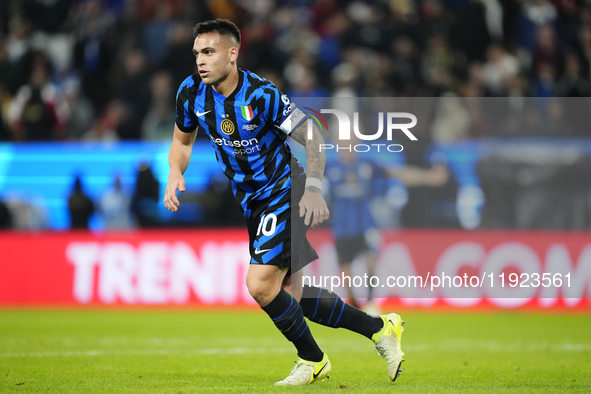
[263,84,307,135]
[175,77,198,133]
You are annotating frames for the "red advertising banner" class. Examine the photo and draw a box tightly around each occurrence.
[0,230,589,308]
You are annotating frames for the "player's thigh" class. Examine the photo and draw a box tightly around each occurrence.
[247,197,291,266]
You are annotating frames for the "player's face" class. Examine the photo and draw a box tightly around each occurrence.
[193,33,237,86]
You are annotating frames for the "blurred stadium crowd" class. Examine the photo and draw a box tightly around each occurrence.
[0,0,590,143]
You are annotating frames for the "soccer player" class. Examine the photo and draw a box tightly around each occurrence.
[163,19,404,386]
[324,149,450,312]
[324,149,383,312]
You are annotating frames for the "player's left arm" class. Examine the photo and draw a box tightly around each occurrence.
[290,121,330,227]
[265,86,329,227]
[384,165,449,187]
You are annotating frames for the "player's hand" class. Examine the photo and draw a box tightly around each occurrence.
[426,167,449,187]
[164,172,186,212]
[299,189,330,228]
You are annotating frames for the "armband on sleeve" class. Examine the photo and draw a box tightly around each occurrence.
[278,107,306,135]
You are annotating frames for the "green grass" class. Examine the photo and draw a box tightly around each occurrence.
[0,309,590,393]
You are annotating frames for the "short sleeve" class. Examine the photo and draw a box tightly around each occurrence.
[263,84,307,135]
[175,77,198,133]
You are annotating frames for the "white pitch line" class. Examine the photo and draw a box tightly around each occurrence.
[1,342,590,358]
[0,347,295,358]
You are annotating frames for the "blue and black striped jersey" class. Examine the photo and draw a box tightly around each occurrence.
[175,69,307,218]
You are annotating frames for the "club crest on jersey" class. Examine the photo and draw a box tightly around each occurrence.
[221,119,235,135]
[241,105,254,121]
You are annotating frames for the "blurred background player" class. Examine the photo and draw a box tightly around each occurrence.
[324,149,382,312]
[325,148,450,312]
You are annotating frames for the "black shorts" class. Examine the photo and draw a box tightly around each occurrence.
[246,174,318,274]
[335,234,369,266]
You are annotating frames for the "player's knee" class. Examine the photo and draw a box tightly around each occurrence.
[246,276,277,306]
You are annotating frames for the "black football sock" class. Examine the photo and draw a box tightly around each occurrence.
[262,288,324,362]
[299,285,384,340]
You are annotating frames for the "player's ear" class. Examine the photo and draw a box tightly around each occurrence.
[229,46,239,63]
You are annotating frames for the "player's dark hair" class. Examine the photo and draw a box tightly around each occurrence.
[193,19,241,46]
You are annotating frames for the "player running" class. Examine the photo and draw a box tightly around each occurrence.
[163,18,404,386]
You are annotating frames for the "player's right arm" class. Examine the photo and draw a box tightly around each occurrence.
[166,76,199,212]
[164,124,197,212]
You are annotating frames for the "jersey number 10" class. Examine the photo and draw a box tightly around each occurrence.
[257,214,277,236]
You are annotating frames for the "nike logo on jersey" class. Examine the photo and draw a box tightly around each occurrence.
[196,110,211,117]
[254,249,271,255]
[312,363,327,380]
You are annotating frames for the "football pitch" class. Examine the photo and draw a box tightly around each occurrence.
[0,309,590,393]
